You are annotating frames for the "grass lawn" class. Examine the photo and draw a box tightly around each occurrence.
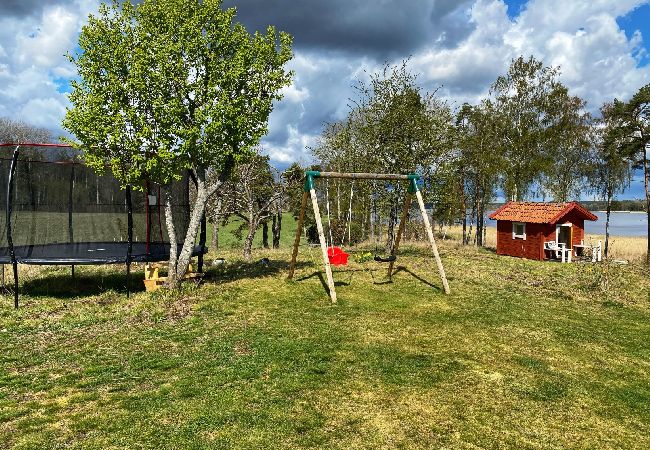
[1,221,649,448]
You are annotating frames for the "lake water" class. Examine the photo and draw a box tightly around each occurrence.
[485,211,647,237]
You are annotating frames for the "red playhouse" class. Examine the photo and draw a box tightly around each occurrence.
[489,202,598,262]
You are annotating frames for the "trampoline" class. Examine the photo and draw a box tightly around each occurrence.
[0,143,208,307]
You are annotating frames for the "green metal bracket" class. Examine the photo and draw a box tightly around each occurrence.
[407,174,420,194]
[304,170,320,192]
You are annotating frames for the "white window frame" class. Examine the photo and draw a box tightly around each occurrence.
[512,222,526,240]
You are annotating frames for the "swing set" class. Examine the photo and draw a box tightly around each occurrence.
[287,171,450,302]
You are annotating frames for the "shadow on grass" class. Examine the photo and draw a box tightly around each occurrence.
[205,258,312,285]
[20,268,143,298]
[294,269,358,295]
[391,266,442,292]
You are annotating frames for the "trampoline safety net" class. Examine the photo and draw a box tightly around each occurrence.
[0,144,206,265]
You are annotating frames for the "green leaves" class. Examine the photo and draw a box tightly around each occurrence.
[489,55,588,201]
[64,0,293,188]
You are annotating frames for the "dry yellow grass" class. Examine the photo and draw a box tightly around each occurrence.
[584,234,648,263]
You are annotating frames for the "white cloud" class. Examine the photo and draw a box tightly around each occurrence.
[20,96,68,129]
[16,6,78,68]
[264,125,319,166]
[280,84,310,103]
[410,0,650,111]
[0,0,649,167]
[0,0,100,137]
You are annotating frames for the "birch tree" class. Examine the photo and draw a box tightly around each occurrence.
[590,102,632,257]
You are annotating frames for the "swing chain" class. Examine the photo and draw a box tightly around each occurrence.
[325,178,334,249]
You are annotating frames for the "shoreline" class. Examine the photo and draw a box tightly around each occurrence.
[593,210,646,214]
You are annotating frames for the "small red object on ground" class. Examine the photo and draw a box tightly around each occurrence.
[327,246,349,266]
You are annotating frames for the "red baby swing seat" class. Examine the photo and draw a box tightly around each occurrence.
[327,246,349,266]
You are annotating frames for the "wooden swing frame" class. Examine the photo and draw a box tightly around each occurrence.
[287,171,450,303]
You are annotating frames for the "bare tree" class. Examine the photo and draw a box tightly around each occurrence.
[222,152,285,260]
[0,117,53,144]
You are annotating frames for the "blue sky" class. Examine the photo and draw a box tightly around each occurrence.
[0,0,649,200]
[617,2,650,67]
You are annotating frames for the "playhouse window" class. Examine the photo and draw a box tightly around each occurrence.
[512,222,526,240]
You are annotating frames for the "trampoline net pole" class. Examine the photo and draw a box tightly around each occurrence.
[145,181,150,255]
[69,164,75,280]
[6,146,19,308]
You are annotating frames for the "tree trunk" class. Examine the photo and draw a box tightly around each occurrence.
[369,196,375,242]
[243,220,257,261]
[386,201,397,254]
[272,211,282,249]
[210,198,221,251]
[462,209,467,245]
[477,194,484,247]
[164,189,179,284]
[262,220,269,248]
[170,172,213,287]
[604,187,612,258]
[210,213,219,251]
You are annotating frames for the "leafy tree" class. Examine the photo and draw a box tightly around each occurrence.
[589,103,633,257]
[456,102,500,246]
[490,56,584,201]
[541,95,593,202]
[63,0,292,283]
[312,61,454,251]
[610,83,650,262]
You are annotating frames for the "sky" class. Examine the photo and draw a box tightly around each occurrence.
[0,0,648,199]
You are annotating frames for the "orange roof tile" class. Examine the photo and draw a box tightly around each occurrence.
[488,201,598,224]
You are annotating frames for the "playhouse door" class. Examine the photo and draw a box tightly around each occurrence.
[557,224,572,249]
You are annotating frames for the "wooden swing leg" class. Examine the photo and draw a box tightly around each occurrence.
[388,193,412,278]
[310,188,337,303]
[288,191,309,280]
[415,190,450,294]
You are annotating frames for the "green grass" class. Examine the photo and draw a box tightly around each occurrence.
[209,212,300,251]
[0,227,649,448]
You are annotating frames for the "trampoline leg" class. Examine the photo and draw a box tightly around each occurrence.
[126,262,131,299]
[12,262,18,309]
[71,265,75,280]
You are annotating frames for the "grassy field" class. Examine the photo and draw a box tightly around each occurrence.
[1,214,649,448]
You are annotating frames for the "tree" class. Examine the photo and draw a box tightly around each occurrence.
[455,102,500,246]
[312,61,455,251]
[610,83,650,262]
[590,103,632,257]
[0,117,53,145]
[541,95,593,202]
[222,152,284,260]
[490,56,584,201]
[63,0,292,283]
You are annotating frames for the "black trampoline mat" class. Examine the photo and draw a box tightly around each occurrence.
[0,242,206,265]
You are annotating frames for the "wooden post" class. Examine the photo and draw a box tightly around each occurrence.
[287,191,309,280]
[415,190,450,294]
[310,188,337,303]
[597,240,602,262]
[388,193,412,278]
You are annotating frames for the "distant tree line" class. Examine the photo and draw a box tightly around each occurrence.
[306,56,649,261]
